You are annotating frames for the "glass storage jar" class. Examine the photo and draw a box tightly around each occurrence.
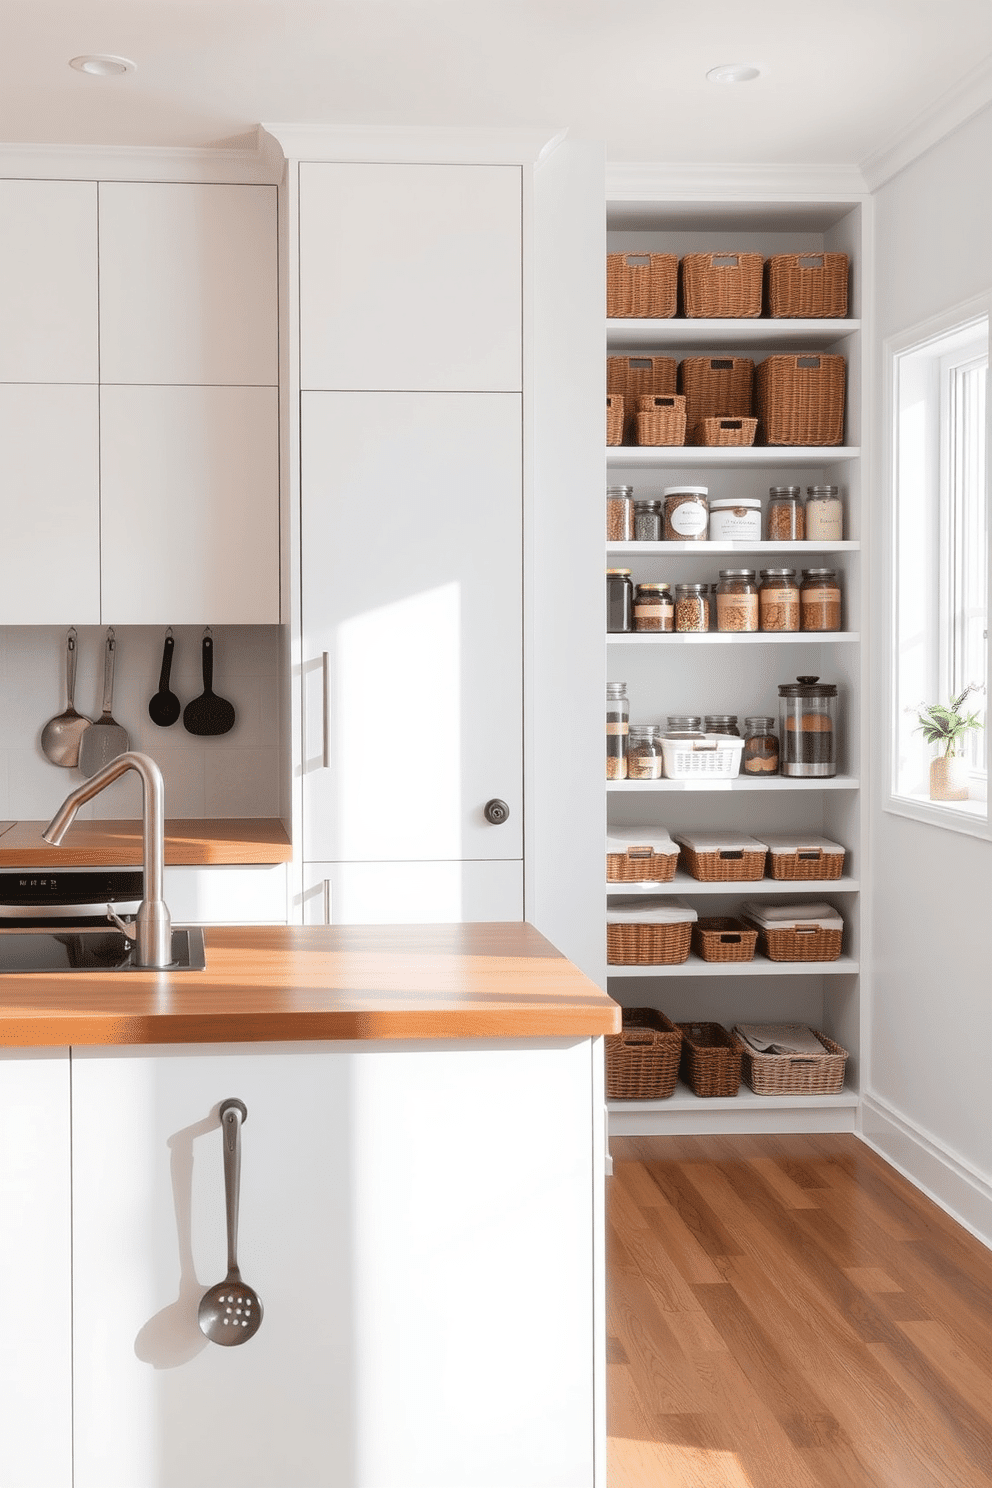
[663,486,709,542]
[716,569,759,633]
[703,715,740,736]
[633,582,673,632]
[778,676,838,778]
[675,582,710,632]
[627,724,664,780]
[606,682,629,780]
[806,485,843,541]
[709,497,762,542]
[667,714,702,734]
[758,568,800,632]
[606,486,634,542]
[766,486,805,541]
[742,716,779,775]
[800,568,842,631]
[633,499,663,542]
[606,568,634,633]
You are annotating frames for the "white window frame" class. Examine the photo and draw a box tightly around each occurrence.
[886,296,990,838]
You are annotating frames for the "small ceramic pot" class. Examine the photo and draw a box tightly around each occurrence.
[929,754,969,802]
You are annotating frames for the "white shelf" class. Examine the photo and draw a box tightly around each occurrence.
[607,446,860,469]
[607,954,859,977]
[608,1081,859,1137]
[607,318,861,351]
[606,873,860,895]
[607,776,859,792]
[607,631,859,645]
[606,540,860,554]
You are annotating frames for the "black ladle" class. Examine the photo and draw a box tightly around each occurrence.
[183,631,236,736]
[149,629,181,727]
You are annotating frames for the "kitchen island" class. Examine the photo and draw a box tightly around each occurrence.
[0,923,618,1488]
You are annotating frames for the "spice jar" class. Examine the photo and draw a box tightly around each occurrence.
[633,499,663,542]
[766,486,805,541]
[800,568,842,631]
[709,498,762,542]
[716,569,759,633]
[778,676,838,778]
[703,715,740,736]
[633,582,673,632]
[606,486,634,542]
[606,682,629,780]
[606,569,634,633]
[806,485,844,541]
[675,582,710,633]
[667,714,702,734]
[742,716,779,776]
[627,724,664,780]
[759,568,800,632]
[663,486,709,542]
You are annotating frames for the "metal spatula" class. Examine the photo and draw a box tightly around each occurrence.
[78,630,130,778]
[198,1100,263,1346]
[41,629,92,768]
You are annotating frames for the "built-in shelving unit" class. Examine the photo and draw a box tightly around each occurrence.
[608,446,860,468]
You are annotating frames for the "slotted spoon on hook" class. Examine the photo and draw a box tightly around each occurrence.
[197,1099,263,1345]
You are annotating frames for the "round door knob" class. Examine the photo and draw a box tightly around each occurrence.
[484,798,510,825]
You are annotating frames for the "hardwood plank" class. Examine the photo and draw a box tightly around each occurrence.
[639,1159,746,1261]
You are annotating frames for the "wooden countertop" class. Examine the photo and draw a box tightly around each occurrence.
[0,923,619,1047]
[0,818,292,867]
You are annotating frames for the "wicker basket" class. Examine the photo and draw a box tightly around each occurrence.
[689,417,758,447]
[681,252,763,318]
[677,1022,742,1097]
[607,919,692,965]
[677,835,767,883]
[608,356,678,441]
[678,357,754,433]
[753,923,843,962]
[606,1008,682,1100]
[765,253,849,319]
[691,917,758,963]
[763,836,846,881]
[607,395,624,446]
[755,354,846,446]
[636,394,687,447]
[733,1027,848,1096]
[607,252,678,319]
[607,851,678,884]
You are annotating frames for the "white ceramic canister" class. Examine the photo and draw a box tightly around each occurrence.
[708,497,762,542]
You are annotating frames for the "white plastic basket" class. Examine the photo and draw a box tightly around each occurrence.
[660,734,745,779]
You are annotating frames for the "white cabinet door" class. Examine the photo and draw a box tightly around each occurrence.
[0,180,98,383]
[165,866,288,925]
[100,386,279,623]
[299,163,522,392]
[302,859,522,924]
[0,384,100,624]
[98,183,278,386]
[71,1040,596,1488]
[301,391,522,866]
[0,1050,72,1488]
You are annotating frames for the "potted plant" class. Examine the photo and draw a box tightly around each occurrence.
[915,686,985,801]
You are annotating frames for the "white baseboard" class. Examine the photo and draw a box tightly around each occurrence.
[860,1093,992,1251]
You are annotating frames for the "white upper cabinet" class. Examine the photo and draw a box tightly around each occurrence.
[100,385,279,624]
[98,183,278,386]
[299,163,522,392]
[0,180,98,383]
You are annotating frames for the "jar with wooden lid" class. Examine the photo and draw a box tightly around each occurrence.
[627,724,664,780]
[606,486,634,542]
[663,486,709,542]
[758,568,800,632]
[606,569,634,632]
[742,716,779,775]
[634,582,673,632]
[633,499,663,542]
[703,715,740,736]
[766,486,805,541]
[675,582,709,633]
[716,569,759,633]
[806,485,843,541]
[607,682,629,780]
[778,676,838,778]
[800,568,842,631]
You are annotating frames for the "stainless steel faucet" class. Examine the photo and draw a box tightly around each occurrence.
[43,751,173,968]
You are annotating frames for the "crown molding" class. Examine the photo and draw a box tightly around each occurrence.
[606,161,869,204]
[261,122,568,166]
[0,137,279,184]
[860,53,992,192]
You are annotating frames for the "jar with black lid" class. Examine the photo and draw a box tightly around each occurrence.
[633,499,663,543]
[606,682,629,780]
[766,486,805,541]
[606,568,634,632]
[703,715,740,736]
[634,582,673,632]
[742,716,779,775]
[778,676,838,778]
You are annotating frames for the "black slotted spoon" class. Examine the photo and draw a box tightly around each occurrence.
[183,630,235,736]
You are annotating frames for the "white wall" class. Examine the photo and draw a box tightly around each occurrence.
[867,103,992,1245]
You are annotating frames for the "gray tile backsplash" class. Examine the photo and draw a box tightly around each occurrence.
[0,626,282,820]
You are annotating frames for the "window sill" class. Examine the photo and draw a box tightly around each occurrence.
[885,789,990,839]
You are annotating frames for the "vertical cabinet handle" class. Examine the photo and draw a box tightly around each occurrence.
[322,652,331,769]
[323,878,331,925]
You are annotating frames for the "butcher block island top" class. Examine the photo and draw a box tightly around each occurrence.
[0,817,292,866]
[0,922,619,1047]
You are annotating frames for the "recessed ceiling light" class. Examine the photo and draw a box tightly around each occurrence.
[706,63,760,84]
[69,55,136,77]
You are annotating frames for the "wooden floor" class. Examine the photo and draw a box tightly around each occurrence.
[607,1133,992,1488]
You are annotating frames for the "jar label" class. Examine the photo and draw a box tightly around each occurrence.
[606,722,628,736]
[669,501,708,536]
[634,604,672,618]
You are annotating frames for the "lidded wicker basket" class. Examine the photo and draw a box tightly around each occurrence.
[759,831,846,881]
[606,897,696,965]
[674,830,768,883]
[607,826,679,884]
[741,901,844,961]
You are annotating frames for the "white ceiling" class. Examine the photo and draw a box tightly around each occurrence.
[3,0,991,169]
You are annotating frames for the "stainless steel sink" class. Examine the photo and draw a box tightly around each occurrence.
[0,925,206,973]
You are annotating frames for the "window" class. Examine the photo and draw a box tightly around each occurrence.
[889,303,990,833]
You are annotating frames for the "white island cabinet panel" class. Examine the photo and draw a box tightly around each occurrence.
[299,162,522,392]
[301,391,522,865]
[0,1050,72,1488]
[98,183,278,387]
[100,385,279,624]
[71,1039,596,1488]
[0,179,97,383]
[0,383,100,624]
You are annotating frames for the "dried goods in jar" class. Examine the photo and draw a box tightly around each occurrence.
[633,500,663,542]
[806,485,843,541]
[675,583,709,633]
[663,486,709,541]
[742,716,779,775]
[716,569,759,632]
[766,487,805,541]
[606,681,629,780]
[607,569,634,632]
[606,486,634,542]
[634,582,673,632]
[759,568,800,632]
[800,568,842,631]
[627,725,664,779]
